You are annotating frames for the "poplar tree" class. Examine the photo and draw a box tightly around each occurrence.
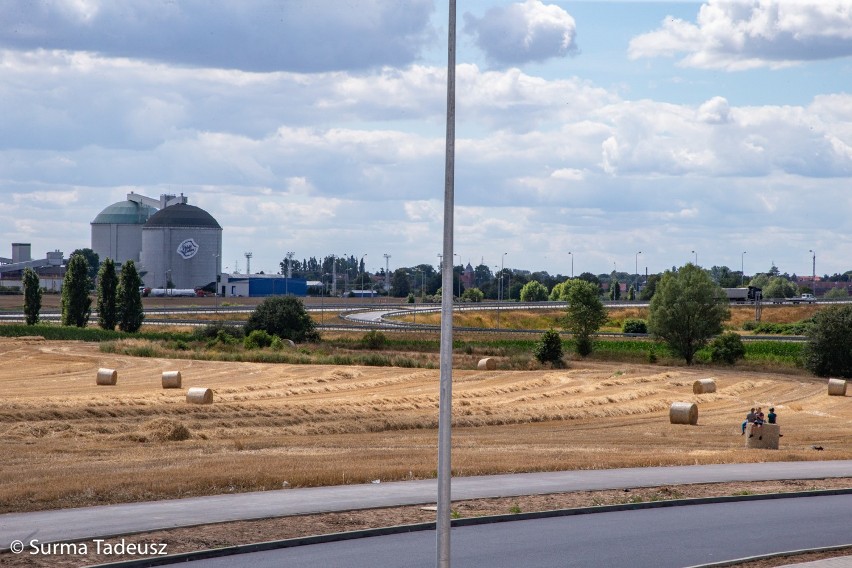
[61,253,92,327]
[117,260,144,332]
[23,268,42,326]
[97,258,118,330]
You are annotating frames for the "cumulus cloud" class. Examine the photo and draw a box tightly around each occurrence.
[628,0,852,70]
[0,0,435,72]
[463,0,578,66]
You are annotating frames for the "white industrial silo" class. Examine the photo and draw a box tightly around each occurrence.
[140,203,222,290]
[90,200,157,266]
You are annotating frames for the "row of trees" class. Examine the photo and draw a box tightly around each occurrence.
[22,254,144,332]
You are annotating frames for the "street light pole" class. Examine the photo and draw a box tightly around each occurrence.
[635,251,642,289]
[809,249,816,294]
[360,253,368,298]
[741,251,747,287]
[691,250,698,266]
[568,251,573,279]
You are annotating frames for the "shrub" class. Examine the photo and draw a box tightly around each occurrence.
[709,332,746,364]
[361,330,388,350]
[194,322,244,341]
[244,329,274,350]
[245,297,320,343]
[622,319,648,334]
[534,329,564,366]
[803,305,852,378]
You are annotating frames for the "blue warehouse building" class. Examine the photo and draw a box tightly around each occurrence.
[220,273,307,297]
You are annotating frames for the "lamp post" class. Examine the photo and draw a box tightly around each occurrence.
[360,253,368,299]
[568,251,573,279]
[691,250,698,265]
[453,253,461,299]
[635,251,642,289]
[809,249,816,294]
[741,251,747,286]
[321,273,330,325]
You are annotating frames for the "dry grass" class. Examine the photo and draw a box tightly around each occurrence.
[400,304,819,331]
[1,337,850,515]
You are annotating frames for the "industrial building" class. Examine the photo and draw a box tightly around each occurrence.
[220,274,307,297]
[91,192,222,291]
[0,243,65,291]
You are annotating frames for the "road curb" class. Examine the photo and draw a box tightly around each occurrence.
[683,543,852,568]
[85,487,852,568]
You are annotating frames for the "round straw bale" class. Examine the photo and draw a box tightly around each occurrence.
[477,358,497,371]
[669,402,698,425]
[186,387,213,405]
[827,378,847,396]
[162,371,182,389]
[96,368,118,386]
[693,378,717,394]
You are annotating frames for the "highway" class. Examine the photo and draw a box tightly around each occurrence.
[184,494,852,568]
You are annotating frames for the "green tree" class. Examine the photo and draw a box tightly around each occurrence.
[117,260,144,332]
[709,332,746,365]
[520,280,549,302]
[70,248,100,289]
[61,253,92,327]
[762,276,797,299]
[96,258,118,330]
[22,268,42,326]
[390,268,411,297]
[639,274,660,301]
[609,275,621,301]
[824,287,849,299]
[563,279,608,356]
[534,329,564,366]
[461,287,484,302]
[648,264,730,365]
[245,297,320,343]
[803,305,852,378]
[549,280,570,301]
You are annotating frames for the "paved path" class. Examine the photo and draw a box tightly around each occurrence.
[2,460,851,551]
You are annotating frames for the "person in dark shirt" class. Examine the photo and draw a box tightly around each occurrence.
[742,408,756,435]
[768,408,777,424]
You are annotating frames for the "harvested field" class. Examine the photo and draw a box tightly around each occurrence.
[1,337,850,515]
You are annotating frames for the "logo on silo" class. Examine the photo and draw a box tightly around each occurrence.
[176,239,199,260]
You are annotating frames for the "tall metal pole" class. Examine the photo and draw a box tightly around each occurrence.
[437,1,456,565]
[741,251,746,287]
[809,250,816,294]
[569,251,573,279]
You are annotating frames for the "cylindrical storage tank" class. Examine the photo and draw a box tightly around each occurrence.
[186,387,213,405]
[828,379,847,396]
[693,379,716,394]
[141,204,222,291]
[477,358,497,370]
[97,368,118,386]
[669,402,698,425]
[162,371,182,389]
[90,201,157,266]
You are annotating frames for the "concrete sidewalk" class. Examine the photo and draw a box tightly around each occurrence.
[2,460,851,550]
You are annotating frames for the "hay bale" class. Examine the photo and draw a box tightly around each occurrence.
[828,378,847,396]
[669,402,698,425]
[186,387,213,405]
[96,368,117,386]
[692,378,716,394]
[745,423,780,450]
[161,371,182,389]
[477,358,497,371]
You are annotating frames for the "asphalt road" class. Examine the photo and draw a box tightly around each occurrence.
[185,494,852,568]
[3,461,851,551]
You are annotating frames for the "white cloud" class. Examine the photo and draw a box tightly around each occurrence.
[0,0,436,72]
[629,0,852,70]
[464,0,578,66]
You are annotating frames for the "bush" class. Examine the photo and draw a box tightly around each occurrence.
[534,329,564,366]
[194,322,244,341]
[244,297,320,343]
[709,332,746,364]
[361,330,388,350]
[244,329,274,350]
[622,319,648,334]
[803,305,852,378]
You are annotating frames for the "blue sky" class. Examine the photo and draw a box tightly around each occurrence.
[1,0,851,279]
